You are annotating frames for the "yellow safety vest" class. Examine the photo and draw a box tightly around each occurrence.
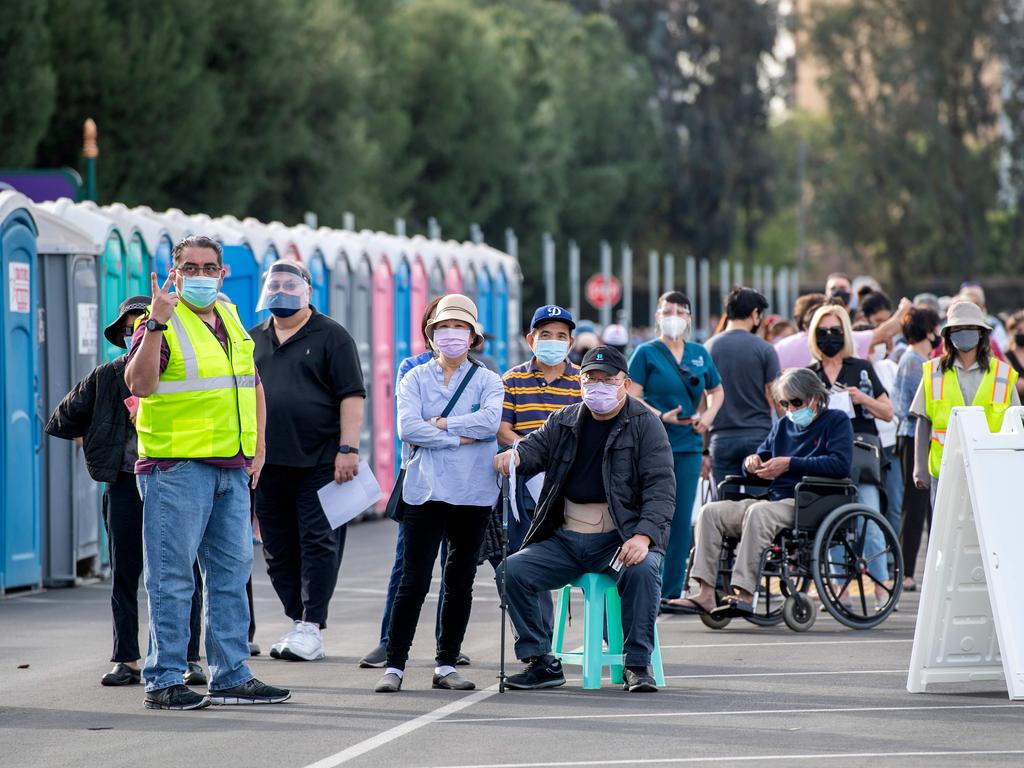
[136,301,257,459]
[922,356,1016,477]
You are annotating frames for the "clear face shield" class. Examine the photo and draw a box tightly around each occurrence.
[257,261,311,317]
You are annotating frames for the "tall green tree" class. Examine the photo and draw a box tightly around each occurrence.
[0,1,56,167]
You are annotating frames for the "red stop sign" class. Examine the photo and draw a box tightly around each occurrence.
[585,274,622,309]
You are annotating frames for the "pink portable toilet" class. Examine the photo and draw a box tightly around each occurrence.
[369,238,395,504]
[410,254,428,356]
[445,258,462,294]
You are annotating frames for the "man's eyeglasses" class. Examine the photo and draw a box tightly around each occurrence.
[267,278,306,292]
[581,374,625,385]
[777,398,806,409]
[177,263,221,277]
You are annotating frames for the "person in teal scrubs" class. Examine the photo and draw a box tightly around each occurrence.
[628,291,724,605]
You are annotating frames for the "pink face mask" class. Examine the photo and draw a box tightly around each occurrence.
[434,327,471,359]
[582,382,622,414]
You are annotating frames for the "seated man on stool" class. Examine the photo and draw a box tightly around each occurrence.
[494,346,675,693]
[674,368,853,615]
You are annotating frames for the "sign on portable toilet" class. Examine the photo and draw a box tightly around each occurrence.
[907,405,1024,699]
[0,191,43,593]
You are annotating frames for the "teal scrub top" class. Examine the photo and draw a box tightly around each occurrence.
[628,339,722,453]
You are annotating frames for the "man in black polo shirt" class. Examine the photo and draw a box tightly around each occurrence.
[250,260,366,662]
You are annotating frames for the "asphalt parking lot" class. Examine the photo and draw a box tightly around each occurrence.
[2,519,1022,768]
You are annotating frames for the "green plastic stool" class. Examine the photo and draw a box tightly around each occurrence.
[552,572,666,689]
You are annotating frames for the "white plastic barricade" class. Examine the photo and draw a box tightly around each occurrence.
[907,406,1024,699]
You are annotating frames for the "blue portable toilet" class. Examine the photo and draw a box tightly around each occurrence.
[222,244,259,329]
[308,250,329,314]
[0,192,43,593]
[477,265,493,356]
[392,250,412,474]
[493,264,510,371]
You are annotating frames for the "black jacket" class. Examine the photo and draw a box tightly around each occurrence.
[516,397,676,552]
[45,356,133,483]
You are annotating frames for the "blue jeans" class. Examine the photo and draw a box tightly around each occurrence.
[857,482,889,584]
[662,451,702,599]
[380,523,447,645]
[502,529,663,667]
[709,430,768,486]
[139,462,253,692]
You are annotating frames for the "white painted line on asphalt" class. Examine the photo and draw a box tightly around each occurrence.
[301,685,499,768]
[439,702,1021,725]
[418,750,1024,768]
[658,638,913,650]
[663,668,905,680]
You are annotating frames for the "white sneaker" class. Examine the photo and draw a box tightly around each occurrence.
[279,621,325,661]
[270,621,301,659]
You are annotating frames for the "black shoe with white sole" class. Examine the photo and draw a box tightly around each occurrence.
[622,667,658,693]
[208,677,291,705]
[144,684,211,710]
[504,655,565,690]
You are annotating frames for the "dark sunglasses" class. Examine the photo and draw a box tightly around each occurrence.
[816,327,844,337]
[778,398,806,409]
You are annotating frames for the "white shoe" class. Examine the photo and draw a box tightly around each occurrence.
[270,621,301,659]
[279,621,325,661]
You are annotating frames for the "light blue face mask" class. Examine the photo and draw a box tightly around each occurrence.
[534,339,569,366]
[786,406,815,429]
[180,276,219,308]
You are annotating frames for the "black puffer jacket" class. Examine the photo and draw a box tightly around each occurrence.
[516,397,676,552]
[45,356,133,484]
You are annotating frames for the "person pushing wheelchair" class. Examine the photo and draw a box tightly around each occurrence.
[671,368,853,616]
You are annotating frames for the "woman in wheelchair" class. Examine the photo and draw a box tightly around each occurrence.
[668,368,853,616]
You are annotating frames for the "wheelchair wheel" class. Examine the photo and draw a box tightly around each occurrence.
[742,547,806,627]
[811,503,904,630]
[700,609,732,630]
[782,593,816,632]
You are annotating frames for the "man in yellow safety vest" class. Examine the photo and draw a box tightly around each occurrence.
[910,299,1020,503]
[125,235,290,711]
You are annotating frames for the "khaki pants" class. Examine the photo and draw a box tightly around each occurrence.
[689,498,795,596]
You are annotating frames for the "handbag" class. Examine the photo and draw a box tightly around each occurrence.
[385,363,480,521]
[851,433,884,487]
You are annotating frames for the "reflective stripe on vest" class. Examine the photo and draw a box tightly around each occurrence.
[991,360,1012,406]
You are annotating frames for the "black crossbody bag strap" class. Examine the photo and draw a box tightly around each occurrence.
[385,363,480,521]
[652,342,700,402]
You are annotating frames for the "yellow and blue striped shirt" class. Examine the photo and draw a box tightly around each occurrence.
[501,359,582,436]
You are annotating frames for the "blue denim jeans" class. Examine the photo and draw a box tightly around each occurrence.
[709,430,768,487]
[857,482,888,584]
[138,462,253,692]
[662,451,702,599]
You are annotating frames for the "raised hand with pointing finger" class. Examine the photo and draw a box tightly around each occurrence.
[149,272,178,324]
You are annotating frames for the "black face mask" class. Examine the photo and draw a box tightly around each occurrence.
[929,334,942,350]
[1015,333,1024,348]
[829,289,851,306]
[816,331,845,358]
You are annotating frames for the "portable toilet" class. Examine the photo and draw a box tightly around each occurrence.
[289,224,331,315]
[443,240,463,294]
[0,192,43,593]
[472,249,494,356]
[181,214,259,328]
[103,202,172,293]
[367,233,396,505]
[41,199,129,363]
[81,202,148,298]
[321,228,352,327]
[456,243,478,304]
[492,257,510,371]
[132,205,191,282]
[387,236,412,475]
[33,204,103,585]
[408,240,429,356]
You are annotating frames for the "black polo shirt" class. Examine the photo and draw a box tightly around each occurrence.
[808,357,886,437]
[250,307,366,467]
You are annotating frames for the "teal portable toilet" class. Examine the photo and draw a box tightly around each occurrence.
[0,192,43,593]
[33,204,103,585]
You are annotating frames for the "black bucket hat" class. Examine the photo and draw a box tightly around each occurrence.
[103,295,150,349]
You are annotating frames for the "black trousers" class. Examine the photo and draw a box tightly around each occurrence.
[254,463,346,628]
[385,501,491,670]
[898,436,932,579]
[104,472,203,663]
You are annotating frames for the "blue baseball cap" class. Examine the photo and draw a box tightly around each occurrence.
[530,305,576,332]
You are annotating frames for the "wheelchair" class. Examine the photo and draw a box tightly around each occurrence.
[689,473,904,632]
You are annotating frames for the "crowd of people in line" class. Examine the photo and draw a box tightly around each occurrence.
[45,234,1023,709]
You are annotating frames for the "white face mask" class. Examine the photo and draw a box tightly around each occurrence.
[870,343,887,363]
[660,315,689,340]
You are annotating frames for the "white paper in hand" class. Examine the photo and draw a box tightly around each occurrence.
[507,446,521,523]
[525,472,544,505]
[828,391,855,418]
[317,461,382,530]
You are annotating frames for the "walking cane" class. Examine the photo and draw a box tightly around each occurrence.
[498,473,511,693]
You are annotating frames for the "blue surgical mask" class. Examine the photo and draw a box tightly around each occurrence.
[534,339,569,366]
[180,276,219,308]
[787,406,815,429]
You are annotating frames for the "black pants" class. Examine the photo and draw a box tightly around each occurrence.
[254,463,346,628]
[104,472,202,663]
[386,501,491,670]
[898,436,931,579]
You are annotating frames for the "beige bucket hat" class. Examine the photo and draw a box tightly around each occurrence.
[944,299,992,331]
[426,293,483,340]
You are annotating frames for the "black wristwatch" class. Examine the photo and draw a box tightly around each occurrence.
[337,444,359,455]
[145,319,168,332]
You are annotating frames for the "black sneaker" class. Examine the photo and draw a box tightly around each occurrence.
[183,661,207,687]
[504,655,565,690]
[144,684,211,710]
[359,643,387,669]
[622,667,658,693]
[208,677,291,705]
